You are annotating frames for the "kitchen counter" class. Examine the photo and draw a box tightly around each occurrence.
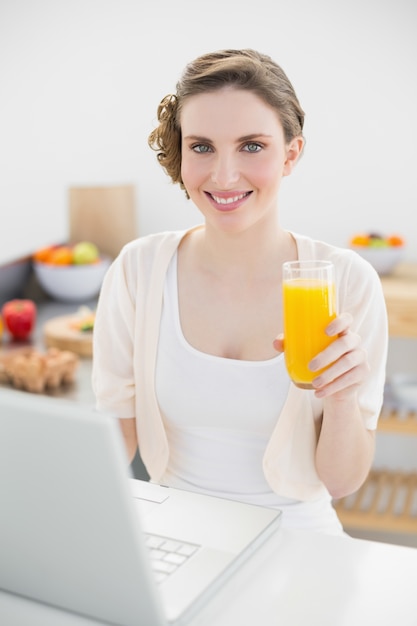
[0,298,97,406]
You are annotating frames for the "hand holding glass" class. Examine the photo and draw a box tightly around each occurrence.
[282,261,337,389]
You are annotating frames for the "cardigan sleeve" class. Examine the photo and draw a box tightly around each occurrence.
[262,234,389,502]
[335,248,388,429]
[92,229,190,481]
[92,244,137,418]
[295,232,388,429]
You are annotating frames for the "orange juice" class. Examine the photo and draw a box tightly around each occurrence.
[283,265,337,389]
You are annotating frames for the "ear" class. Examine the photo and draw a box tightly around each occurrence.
[282,137,304,176]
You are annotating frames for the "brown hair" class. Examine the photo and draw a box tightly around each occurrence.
[148,49,305,196]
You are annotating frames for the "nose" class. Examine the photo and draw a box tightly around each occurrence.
[210,152,240,188]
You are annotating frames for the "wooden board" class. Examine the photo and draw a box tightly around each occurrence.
[68,184,138,260]
[43,314,93,357]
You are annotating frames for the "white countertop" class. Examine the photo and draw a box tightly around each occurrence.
[192,528,417,626]
[1,528,417,626]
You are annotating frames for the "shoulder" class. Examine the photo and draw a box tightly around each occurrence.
[120,229,187,258]
[290,231,386,316]
[104,227,201,298]
[113,228,195,272]
[290,231,380,284]
[291,230,357,263]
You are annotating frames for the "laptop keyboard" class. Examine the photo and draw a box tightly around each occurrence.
[144,533,200,583]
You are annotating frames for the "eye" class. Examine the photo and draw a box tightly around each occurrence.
[243,142,262,153]
[191,143,213,154]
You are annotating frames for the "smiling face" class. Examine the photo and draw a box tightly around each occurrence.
[180,87,303,234]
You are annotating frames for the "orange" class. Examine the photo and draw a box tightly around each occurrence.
[387,235,405,247]
[33,245,56,263]
[350,234,370,246]
[48,246,74,265]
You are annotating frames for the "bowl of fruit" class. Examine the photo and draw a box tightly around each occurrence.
[33,241,111,303]
[349,233,405,276]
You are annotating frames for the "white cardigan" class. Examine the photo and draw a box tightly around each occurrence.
[92,227,388,502]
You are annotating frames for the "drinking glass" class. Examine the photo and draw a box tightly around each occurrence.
[282,260,337,389]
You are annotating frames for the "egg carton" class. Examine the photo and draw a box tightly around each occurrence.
[0,347,79,393]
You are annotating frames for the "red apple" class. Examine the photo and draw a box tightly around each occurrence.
[2,299,37,340]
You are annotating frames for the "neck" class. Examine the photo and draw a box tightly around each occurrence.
[188,216,297,281]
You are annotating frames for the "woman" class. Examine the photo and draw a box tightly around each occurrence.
[92,49,388,534]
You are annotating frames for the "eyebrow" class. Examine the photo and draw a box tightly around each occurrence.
[183,133,273,143]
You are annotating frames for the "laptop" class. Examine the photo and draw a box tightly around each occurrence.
[0,388,282,626]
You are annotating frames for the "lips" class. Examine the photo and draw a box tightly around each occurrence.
[206,191,252,211]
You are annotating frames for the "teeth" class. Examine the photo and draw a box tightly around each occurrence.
[211,193,248,205]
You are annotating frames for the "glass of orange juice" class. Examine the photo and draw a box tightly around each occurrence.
[282,260,337,389]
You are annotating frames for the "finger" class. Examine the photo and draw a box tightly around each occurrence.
[273,334,284,353]
[310,331,361,373]
[326,311,353,336]
[312,349,370,397]
[313,364,368,398]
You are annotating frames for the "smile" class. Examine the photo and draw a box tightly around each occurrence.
[209,192,251,205]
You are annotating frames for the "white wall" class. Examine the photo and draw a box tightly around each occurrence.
[1,0,416,264]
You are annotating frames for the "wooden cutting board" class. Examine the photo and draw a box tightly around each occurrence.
[43,314,93,357]
[68,184,138,260]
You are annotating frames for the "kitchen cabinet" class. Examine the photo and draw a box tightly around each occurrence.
[335,263,417,535]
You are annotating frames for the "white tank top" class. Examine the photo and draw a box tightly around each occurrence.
[155,253,343,534]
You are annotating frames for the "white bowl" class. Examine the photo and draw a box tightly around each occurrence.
[33,257,111,303]
[350,245,404,276]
